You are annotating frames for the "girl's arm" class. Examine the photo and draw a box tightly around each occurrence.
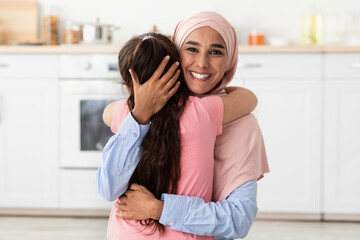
[221,87,258,124]
[97,112,150,201]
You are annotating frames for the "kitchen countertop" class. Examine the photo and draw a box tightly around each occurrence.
[1,44,360,54]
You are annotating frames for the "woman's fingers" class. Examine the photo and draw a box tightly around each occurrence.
[114,201,128,212]
[129,69,140,90]
[115,211,133,219]
[159,61,180,86]
[149,55,170,81]
[164,69,180,91]
[167,81,181,99]
[129,183,142,191]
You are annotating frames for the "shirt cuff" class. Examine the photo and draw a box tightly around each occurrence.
[116,112,151,139]
[159,194,187,229]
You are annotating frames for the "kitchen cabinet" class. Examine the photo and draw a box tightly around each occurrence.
[1,50,360,219]
[234,54,322,215]
[323,54,360,217]
[59,169,113,209]
[0,55,59,208]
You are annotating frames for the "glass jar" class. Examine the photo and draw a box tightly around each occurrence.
[249,29,265,46]
[43,5,59,45]
[301,13,323,45]
[63,22,81,44]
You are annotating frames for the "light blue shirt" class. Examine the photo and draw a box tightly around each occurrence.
[96,112,258,240]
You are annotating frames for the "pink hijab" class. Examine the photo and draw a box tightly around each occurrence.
[172,11,269,201]
[172,11,238,94]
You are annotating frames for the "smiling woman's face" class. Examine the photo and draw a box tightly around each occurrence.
[179,26,228,95]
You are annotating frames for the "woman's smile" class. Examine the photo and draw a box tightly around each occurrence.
[189,71,212,82]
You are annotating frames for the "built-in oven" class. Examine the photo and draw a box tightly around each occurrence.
[59,54,128,168]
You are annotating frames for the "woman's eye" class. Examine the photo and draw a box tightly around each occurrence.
[210,50,223,55]
[186,47,197,53]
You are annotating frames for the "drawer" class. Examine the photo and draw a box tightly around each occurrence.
[235,54,322,79]
[0,54,58,78]
[325,53,360,79]
[60,54,120,79]
[59,169,113,210]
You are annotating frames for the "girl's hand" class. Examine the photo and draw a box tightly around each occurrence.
[131,56,181,124]
[115,183,164,220]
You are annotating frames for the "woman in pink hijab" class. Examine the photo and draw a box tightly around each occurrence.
[111,11,269,239]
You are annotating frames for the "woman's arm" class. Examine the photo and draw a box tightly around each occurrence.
[116,180,258,239]
[221,87,258,124]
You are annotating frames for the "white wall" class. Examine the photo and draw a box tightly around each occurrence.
[37,0,360,45]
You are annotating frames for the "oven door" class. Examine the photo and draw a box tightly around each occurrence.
[60,79,128,168]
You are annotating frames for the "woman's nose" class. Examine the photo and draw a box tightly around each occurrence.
[196,54,209,68]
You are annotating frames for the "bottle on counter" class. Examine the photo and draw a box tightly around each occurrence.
[301,1,323,45]
[43,5,59,45]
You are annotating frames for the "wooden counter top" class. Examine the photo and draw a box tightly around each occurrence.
[1,44,360,54]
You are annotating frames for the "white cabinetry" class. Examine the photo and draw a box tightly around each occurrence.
[234,54,322,214]
[0,55,58,208]
[59,170,113,209]
[323,53,360,216]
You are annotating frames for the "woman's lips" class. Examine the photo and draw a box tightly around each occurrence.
[189,71,212,82]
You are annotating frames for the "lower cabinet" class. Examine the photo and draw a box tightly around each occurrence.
[323,80,360,215]
[0,79,58,208]
[243,79,322,214]
[59,169,113,210]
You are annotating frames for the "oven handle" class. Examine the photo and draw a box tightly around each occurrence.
[61,87,123,95]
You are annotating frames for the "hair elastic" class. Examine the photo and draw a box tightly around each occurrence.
[142,35,153,41]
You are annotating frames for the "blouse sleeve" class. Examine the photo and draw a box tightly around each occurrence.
[201,95,223,136]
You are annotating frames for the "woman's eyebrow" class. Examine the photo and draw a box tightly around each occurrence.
[184,41,225,49]
[211,44,225,49]
[184,41,199,45]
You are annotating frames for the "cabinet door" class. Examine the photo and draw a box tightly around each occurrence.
[59,170,113,209]
[243,79,322,214]
[0,79,58,208]
[324,80,360,214]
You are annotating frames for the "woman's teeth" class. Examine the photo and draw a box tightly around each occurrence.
[191,72,211,79]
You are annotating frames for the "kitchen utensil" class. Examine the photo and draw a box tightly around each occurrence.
[81,18,120,44]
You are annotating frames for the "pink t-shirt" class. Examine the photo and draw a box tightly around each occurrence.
[107,95,223,240]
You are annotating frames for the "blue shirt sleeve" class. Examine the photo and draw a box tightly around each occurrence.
[96,112,150,201]
[159,180,258,240]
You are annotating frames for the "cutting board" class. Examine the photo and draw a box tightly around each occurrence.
[0,0,38,44]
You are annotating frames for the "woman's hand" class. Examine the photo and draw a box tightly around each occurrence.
[131,56,181,124]
[115,183,164,220]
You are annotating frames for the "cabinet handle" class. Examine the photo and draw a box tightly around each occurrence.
[237,63,263,69]
[108,62,119,71]
[350,63,360,69]
[83,62,92,70]
[0,94,2,124]
[0,63,9,68]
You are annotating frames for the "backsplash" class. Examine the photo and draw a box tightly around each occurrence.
[36,0,360,45]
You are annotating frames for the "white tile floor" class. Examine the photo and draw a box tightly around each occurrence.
[0,216,359,240]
